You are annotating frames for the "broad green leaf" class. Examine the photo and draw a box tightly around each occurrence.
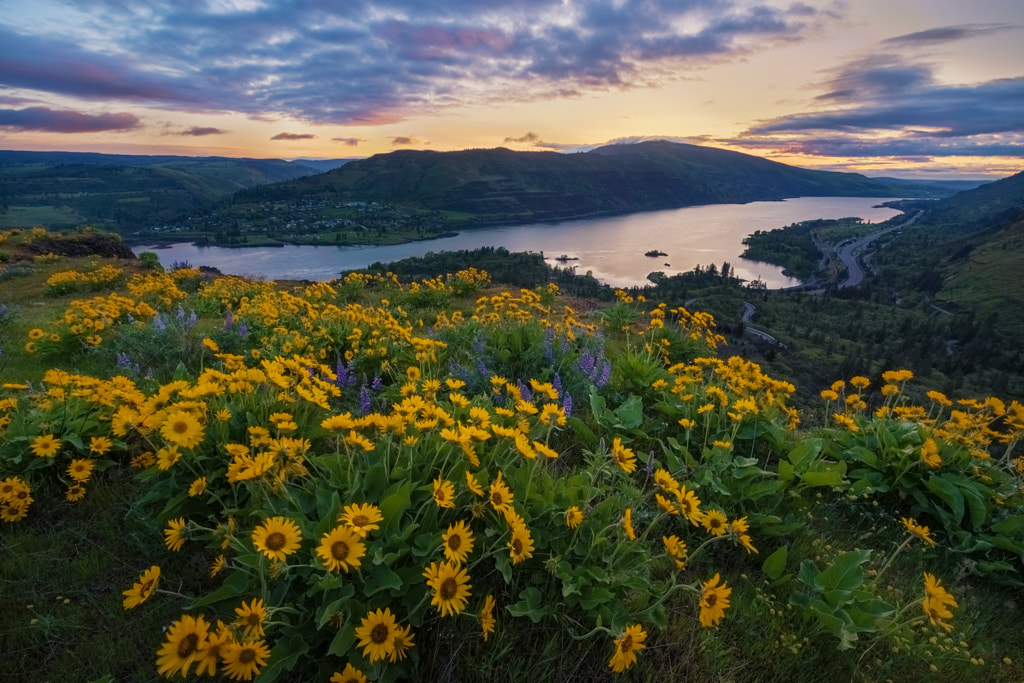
[762,546,788,581]
[814,549,870,593]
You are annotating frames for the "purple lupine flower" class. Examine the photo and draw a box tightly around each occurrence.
[0,304,8,318]
[236,321,248,337]
[223,309,234,329]
[358,384,372,415]
[176,306,185,322]
[597,361,612,388]
[543,326,555,361]
[552,374,563,396]
[473,335,486,355]
[126,313,134,324]
[116,352,132,367]
[371,376,383,391]
[578,350,595,376]
[517,380,532,403]
[187,310,197,327]
[153,313,166,332]
[477,360,489,377]
[562,393,573,418]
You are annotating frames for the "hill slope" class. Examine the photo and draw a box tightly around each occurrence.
[229,141,953,226]
[0,151,340,232]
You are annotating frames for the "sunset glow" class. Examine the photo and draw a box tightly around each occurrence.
[1,0,1021,178]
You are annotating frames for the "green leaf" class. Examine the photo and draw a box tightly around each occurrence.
[992,515,1024,535]
[762,546,788,581]
[580,587,614,610]
[379,482,414,535]
[316,585,356,629]
[507,587,548,623]
[188,569,250,608]
[813,550,870,594]
[787,439,823,471]
[613,395,644,430]
[799,461,847,488]
[256,633,309,683]
[365,563,402,597]
[925,475,966,525]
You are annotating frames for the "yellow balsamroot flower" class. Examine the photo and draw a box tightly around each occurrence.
[389,622,415,663]
[676,485,703,526]
[608,624,647,673]
[220,638,271,681]
[465,471,484,497]
[479,594,497,641]
[340,503,383,537]
[188,477,207,497]
[677,417,695,430]
[234,597,267,639]
[252,516,302,562]
[488,471,514,513]
[920,438,942,469]
[64,483,86,503]
[164,517,188,552]
[332,663,368,683]
[623,508,636,541]
[565,505,583,529]
[507,522,535,564]
[702,509,728,537]
[316,525,366,573]
[30,433,61,458]
[122,565,160,609]
[922,573,958,633]
[155,613,210,679]
[216,407,232,422]
[424,560,472,617]
[832,413,858,432]
[67,458,96,483]
[699,573,732,628]
[442,520,475,564]
[663,535,687,569]
[89,435,113,455]
[194,624,233,678]
[533,441,559,459]
[433,477,456,509]
[729,517,758,554]
[355,607,399,663]
[161,410,204,449]
[611,437,637,474]
[901,516,937,547]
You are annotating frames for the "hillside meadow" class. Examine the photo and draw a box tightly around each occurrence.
[2,227,1024,682]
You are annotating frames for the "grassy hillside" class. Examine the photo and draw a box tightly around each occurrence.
[2,230,1024,683]
[0,151,338,233]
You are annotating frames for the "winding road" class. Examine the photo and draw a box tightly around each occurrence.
[837,210,923,289]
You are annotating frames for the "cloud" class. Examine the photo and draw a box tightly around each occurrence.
[0,1,838,126]
[271,132,315,140]
[735,25,1024,160]
[390,136,429,146]
[332,137,365,146]
[503,132,542,145]
[178,126,226,136]
[0,107,140,133]
[880,24,1017,46]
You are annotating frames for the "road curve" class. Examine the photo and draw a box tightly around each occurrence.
[838,210,922,289]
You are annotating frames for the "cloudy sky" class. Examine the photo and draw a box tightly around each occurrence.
[1,0,1021,178]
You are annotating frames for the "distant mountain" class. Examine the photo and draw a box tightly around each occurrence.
[289,158,361,173]
[870,177,989,193]
[231,141,954,227]
[0,150,327,231]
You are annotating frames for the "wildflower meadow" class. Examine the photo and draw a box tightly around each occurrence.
[2,228,1023,682]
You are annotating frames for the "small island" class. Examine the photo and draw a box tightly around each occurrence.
[645,249,668,257]
[554,254,580,262]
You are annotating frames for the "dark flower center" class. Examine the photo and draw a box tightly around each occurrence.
[371,623,389,644]
[512,538,523,554]
[440,577,458,600]
[706,593,718,608]
[352,514,369,527]
[239,647,256,664]
[620,635,633,652]
[447,534,461,551]
[331,540,349,561]
[178,633,199,659]
[265,532,286,551]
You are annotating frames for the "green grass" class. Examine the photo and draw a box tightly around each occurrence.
[0,206,80,228]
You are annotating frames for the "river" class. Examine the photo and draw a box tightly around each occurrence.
[138,196,903,288]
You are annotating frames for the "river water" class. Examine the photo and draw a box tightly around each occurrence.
[138,196,902,288]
